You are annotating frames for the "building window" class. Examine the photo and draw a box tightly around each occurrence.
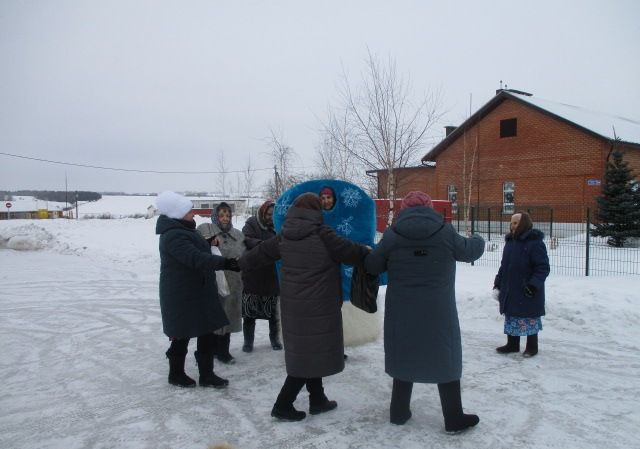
[447,185,458,213]
[200,203,210,209]
[503,182,515,214]
[500,118,517,138]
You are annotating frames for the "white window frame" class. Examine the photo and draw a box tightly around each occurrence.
[503,182,515,214]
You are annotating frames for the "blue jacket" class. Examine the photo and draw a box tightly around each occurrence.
[494,229,550,318]
[365,206,485,384]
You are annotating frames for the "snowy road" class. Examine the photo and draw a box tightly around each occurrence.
[1,219,639,449]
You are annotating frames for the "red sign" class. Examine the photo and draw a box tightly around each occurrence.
[5,202,11,209]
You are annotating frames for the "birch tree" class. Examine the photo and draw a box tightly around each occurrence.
[322,49,444,225]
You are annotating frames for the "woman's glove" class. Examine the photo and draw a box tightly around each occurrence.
[491,288,500,302]
[224,258,241,272]
[524,284,537,298]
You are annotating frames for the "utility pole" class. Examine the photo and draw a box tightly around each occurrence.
[65,172,69,216]
[75,191,79,220]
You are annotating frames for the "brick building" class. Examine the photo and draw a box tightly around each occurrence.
[372,89,640,216]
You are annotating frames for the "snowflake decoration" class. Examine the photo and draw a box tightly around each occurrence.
[343,266,354,277]
[275,194,292,217]
[337,216,354,236]
[340,188,362,208]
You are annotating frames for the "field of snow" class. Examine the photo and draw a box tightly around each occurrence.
[1,212,639,449]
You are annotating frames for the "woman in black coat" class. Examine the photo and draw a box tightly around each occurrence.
[155,191,240,389]
[239,193,370,421]
[493,212,550,357]
[240,200,283,352]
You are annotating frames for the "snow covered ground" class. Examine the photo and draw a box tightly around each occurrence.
[1,214,639,449]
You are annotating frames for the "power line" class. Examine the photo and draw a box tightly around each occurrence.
[0,151,314,174]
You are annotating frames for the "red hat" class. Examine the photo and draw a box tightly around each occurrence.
[400,191,433,210]
[319,187,333,196]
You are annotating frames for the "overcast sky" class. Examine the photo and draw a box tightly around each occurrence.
[1,0,639,195]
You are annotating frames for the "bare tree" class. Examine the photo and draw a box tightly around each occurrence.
[217,151,228,197]
[243,154,255,199]
[264,128,299,198]
[323,49,444,225]
[315,113,360,183]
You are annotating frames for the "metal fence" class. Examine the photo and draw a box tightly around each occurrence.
[376,205,640,276]
[458,205,640,276]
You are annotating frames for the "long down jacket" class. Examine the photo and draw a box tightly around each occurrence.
[365,206,485,384]
[238,207,369,378]
[156,215,229,339]
[494,228,550,318]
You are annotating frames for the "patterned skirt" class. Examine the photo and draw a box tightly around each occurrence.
[242,293,279,320]
[504,315,543,336]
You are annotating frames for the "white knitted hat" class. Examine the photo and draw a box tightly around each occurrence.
[156,191,193,219]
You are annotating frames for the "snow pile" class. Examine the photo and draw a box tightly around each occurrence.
[0,223,55,250]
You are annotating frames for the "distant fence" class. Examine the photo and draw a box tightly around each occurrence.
[376,204,639,276]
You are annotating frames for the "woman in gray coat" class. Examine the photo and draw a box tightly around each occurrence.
[239,193,370,421]
[208,202,245,365]
[365,191,485,433]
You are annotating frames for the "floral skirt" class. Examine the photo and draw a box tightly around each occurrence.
[504,316,543,336]
[242,293,279,320]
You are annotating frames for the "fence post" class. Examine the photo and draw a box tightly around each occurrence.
[585,208,590,277]
[471,206,476,266]
[549,208,554,240]
[487,207,491,241]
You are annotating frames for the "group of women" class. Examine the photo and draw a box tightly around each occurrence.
[155,188,549,434]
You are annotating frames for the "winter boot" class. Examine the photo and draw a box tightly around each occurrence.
[496,335,521,354]
[307,378,337,415]
[194,350,229,388]
[166,350,196,388]
[438,380,479,434]
[390,378,413,425]
[242,319,255,353]
[269,318,283,350]
[216,333,236,364]
[523,334,539,358]
[271,376,306,421]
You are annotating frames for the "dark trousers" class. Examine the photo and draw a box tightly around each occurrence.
[390,378,465,422]
[274,375,324,407]
[167,333,216,356]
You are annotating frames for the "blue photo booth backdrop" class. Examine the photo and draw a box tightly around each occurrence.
[274,179,379,302]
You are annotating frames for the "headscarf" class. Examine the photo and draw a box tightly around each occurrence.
[400,191,433,210]
[211,202,233,233]
[512,211,533,238]
[257,200,275,231]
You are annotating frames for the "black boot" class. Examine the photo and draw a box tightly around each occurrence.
[269,318,283,350]
[438,380,479,433]
[194,351,229,388]
[271,376,306,421]
[390,378,413,425]
[216,333,236,364]
[307,378,337,415]
[523,334,538,358]
[496,335,520,354]
[166,350,196,388]
[242,319,255,353]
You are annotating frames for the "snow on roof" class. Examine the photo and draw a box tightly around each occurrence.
[509,92,640,145]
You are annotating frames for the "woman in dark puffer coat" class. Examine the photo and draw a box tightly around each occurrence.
[239,193,370,421]
[365,191,485,433]
[156,191,240,389]
[493,212,550,358]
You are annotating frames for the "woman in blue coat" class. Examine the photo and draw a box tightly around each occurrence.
[365,191,485,433]
[493,212,550,358]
